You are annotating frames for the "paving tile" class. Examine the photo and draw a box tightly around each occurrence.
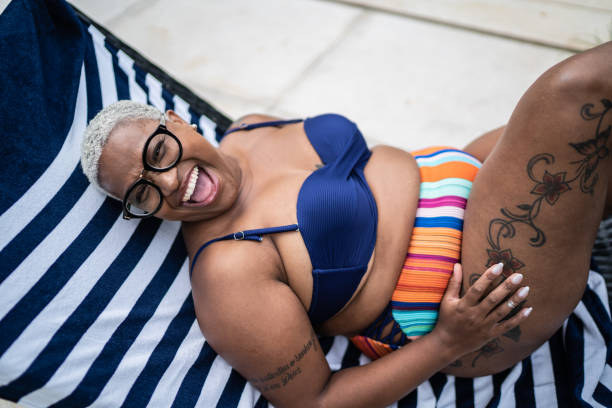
[554,0,612,12]
[67,0,143,25]
[188,85,273,121]
[336,0,612,51]
[276,11,572,150]
[104,0,361,118]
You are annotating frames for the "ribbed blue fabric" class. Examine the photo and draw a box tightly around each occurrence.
[192,114,378,325]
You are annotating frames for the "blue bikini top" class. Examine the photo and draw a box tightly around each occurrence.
[189,114,378,325]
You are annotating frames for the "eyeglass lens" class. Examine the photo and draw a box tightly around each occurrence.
[126,133,181,216]
[126,183,162,216]
[145,132,181,170]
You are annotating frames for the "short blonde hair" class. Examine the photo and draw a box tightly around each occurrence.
[80,100,162,195]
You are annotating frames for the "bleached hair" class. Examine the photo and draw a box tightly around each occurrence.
[80,100,163,195]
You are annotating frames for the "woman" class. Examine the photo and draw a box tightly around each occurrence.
[80,42,611,407]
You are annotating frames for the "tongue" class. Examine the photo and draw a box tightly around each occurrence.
[190,168,213,203]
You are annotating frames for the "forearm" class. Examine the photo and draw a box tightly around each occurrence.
[315,333,458,408]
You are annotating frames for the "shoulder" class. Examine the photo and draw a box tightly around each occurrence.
[191,238,282,292]
[228,113,283,129]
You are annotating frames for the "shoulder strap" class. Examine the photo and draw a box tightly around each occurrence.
[189,224,299,276]
[223,119,303,137]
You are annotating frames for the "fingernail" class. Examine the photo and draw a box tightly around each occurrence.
[511,273,523,284]
[491,262,504,275]
[523,307,533,317]
[517,286,530,298]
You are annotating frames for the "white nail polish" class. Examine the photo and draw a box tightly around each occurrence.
[491,262,504,275]
[511,273,523,284]
[517,286,530,298]
[523,307,533,317]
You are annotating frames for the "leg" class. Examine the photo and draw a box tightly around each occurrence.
[463,125,505,163]
[444,41,612,377]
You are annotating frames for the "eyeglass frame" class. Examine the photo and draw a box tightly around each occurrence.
[122,115,183,220]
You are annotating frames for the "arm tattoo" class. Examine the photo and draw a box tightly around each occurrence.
[249,332,318,391]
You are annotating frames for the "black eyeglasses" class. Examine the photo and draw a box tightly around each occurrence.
[122,115,183,219]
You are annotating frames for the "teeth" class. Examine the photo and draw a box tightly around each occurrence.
[182,167,199,202]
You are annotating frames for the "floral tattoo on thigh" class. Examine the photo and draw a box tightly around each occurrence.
[472,99,612,367]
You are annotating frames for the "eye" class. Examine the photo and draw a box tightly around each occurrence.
[134,184,150,204]
[151,136,167,165]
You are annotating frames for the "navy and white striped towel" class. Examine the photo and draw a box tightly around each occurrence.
[1,1,611,406]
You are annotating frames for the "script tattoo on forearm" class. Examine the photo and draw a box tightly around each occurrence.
[472,99,612,367]
[249,332,318,392]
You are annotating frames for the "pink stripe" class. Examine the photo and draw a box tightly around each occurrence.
[418,196,467,209]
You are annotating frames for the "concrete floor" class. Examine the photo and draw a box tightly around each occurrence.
[62,0,610,150]
[1,0,611,407]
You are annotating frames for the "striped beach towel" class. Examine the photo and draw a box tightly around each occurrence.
[392,147,480,337]
[1,1,611,407]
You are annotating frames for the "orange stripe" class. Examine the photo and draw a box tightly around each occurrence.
[411,227,462,238]
[408,248,459,257]
[350,336,394,360]
[419,161,479,182]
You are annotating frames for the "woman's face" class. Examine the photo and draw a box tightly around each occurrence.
[98,110,242,222]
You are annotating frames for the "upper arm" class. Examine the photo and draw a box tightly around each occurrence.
[191,246,330,407]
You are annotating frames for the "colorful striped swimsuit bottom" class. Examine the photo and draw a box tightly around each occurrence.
[351,146,481,360]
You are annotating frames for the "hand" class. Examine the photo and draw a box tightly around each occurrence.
[431,263,532,357]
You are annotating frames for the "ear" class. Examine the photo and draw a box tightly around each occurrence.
[165,109,188,125]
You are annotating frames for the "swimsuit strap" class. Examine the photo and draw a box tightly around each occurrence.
[189,224,299,276]
[223,119,304,136]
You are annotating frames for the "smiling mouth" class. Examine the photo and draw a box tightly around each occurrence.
[181,166,218,206]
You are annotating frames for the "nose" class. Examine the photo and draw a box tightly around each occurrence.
[150,167,179,197]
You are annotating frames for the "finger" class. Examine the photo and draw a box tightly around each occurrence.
[479,273,525,316]
[462,262,504,306]
[485,284,530,324]
[492,305,533,337]
[443,263,463,300]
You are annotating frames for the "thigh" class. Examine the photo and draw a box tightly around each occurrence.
[445,43,612,377]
